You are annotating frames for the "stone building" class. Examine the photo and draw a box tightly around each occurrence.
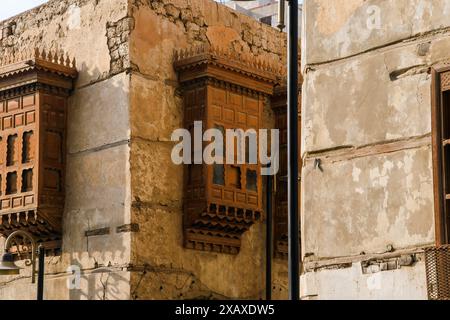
[10,0,450,302]
[0,0,293,300]
[301,0,450,300]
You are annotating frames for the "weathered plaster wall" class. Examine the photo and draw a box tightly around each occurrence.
[301,259,427,300]
[0,0,132,300]
[301,0,450,300]
[0,0,289,300]
[127,0,289,300]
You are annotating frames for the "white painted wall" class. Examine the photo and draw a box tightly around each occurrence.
[301,262,428,300]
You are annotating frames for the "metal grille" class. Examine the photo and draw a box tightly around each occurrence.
[425,246,450,300]
[441,71,450,91]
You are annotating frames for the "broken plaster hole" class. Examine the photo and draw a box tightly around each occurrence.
[67,5,81,30]
[2,22,16,38]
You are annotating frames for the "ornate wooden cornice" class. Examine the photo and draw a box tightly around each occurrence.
[174,45,282,95]
[0,48,78,93]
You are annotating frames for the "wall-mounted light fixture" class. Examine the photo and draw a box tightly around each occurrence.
[0,231,46,300]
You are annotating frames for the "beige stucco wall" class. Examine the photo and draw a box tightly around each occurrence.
[301,0,450,300]
[127,0,288,300]
[0,0,288,300]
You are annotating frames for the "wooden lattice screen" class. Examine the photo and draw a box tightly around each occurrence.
[174,45,280,254]
[0,49,77,248]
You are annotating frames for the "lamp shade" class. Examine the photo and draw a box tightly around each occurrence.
[0,253,21,276]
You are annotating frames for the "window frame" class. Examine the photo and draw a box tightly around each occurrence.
[432,65,450,245]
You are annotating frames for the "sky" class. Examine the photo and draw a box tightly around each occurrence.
[1,0,48,21]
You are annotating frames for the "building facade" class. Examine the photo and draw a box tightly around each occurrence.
[301,0,450,300]
[4,0,449,301]
[0,0,294,300]
[224,0,302,34]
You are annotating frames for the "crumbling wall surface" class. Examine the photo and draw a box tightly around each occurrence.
[302,0,450,65]
[127,0,288,300]
[301,0,449,300]
[0,0,132,300]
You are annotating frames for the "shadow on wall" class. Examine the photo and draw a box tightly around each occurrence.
[61,60,132,300]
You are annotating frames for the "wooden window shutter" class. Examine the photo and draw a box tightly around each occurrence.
[174,45,280,254]
[0,49,77,248]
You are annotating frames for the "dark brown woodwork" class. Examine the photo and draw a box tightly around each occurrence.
[270,85,302,259]
[0,48,77,245]
[174,45,280,254]
[432,65,450,245]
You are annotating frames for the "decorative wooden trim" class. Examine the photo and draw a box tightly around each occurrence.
[174,44,281,96]
[0,48,77,249]
[270,84,302,259]
[0,48,77,92]
[175,46,281,254]
[432,66,450,245]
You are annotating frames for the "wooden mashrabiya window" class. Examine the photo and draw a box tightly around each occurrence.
[174,45,280,254]
[0,49,77,248]
[271,86,289,259]
[270,85,301,259]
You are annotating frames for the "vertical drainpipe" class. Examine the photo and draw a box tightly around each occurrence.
[287,0,300,301]
[37,245,45,300]
[266,172,273,300]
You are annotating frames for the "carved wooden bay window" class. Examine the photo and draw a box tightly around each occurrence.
[432,66,450,246]
[0,49,77,246]
[174,46,279,254]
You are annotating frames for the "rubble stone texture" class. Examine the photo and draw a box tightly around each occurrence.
[0,0,288,300]
[300,0,450,300]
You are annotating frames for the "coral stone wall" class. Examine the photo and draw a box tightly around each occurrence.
[0,0,289,300]
[128,0,288,300]
[0,0,132,300]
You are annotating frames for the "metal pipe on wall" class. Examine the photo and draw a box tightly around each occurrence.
[266,173,273,300]
[287,0,300,301]
[37,245,45,301]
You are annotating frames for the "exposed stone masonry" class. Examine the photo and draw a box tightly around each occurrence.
[106,17,135,75]
[131,0,287,65]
